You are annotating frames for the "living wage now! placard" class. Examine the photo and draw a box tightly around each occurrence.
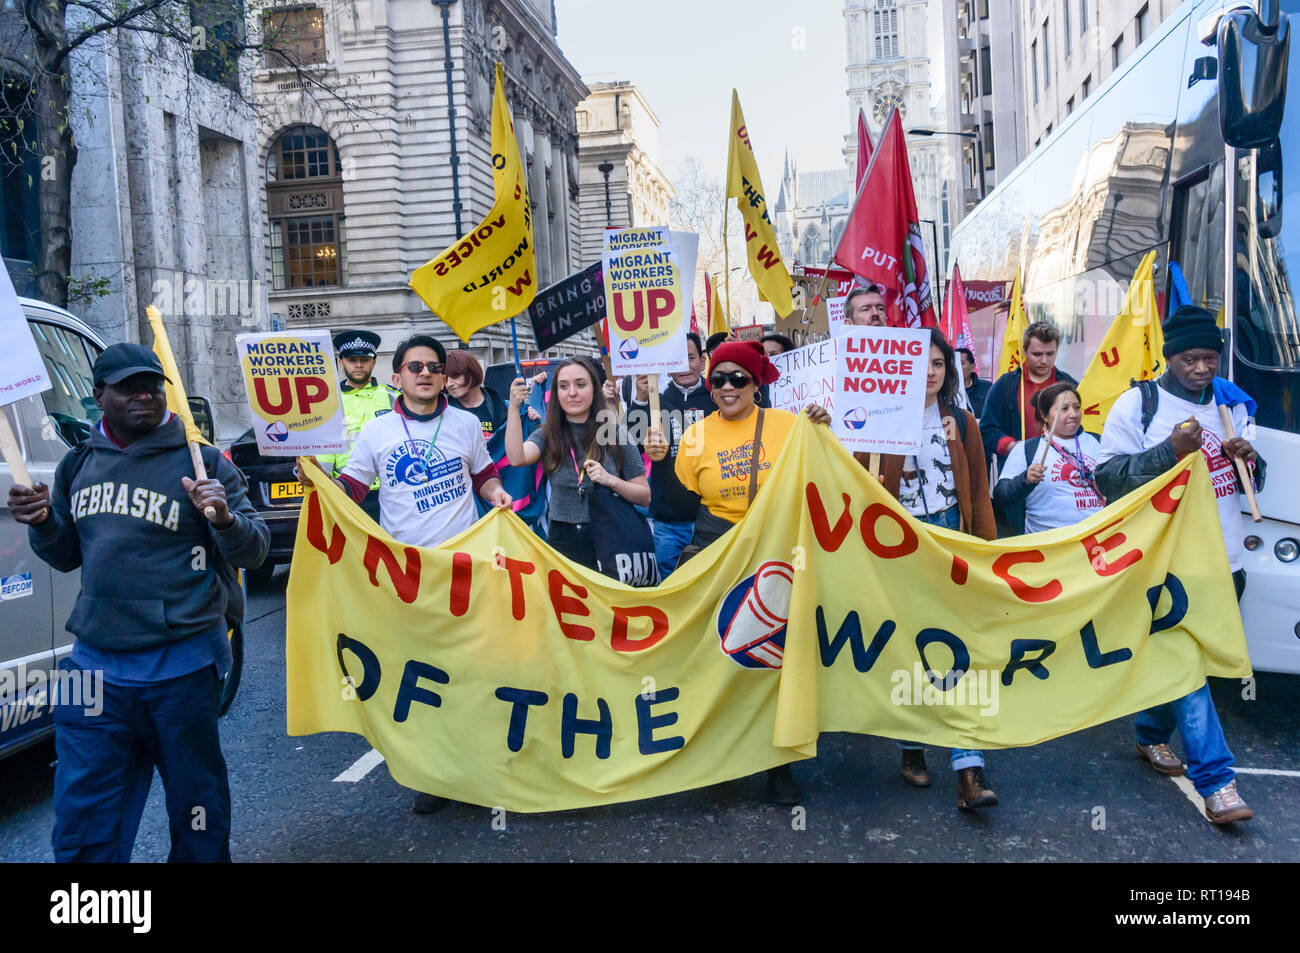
[602,226,694,375]
[833,326,930,454]
[237,329,347,455]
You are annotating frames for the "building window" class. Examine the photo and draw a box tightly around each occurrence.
[191,0,244,90]
[978,0,989,20]
[1042,21,1051,85]
[1031,39,1039,101]
[983,120,994,168]
[1082,74,1091,98]
[1080,0,1089,31]
[0,73,40,274]
[873,0,899,60]
[1135,4,1148,44]
[1064,0,1072,53]
[1112,36,1123,69]
[979,45,992,94]
[1066,96,1074,114]
[267,125,347,290]
[1045,123,1053,136]
[263,6,327,68]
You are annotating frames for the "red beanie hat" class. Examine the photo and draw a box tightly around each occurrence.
[708,340,780,389]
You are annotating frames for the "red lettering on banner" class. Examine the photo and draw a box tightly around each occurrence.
[611,606,669,652]
[363,536,421,604]
[755,244,781,270]
[951,554,969,585]
[253,377,293,415]
[548,570,594,642]
[744,222,757,242]
[860,503,919,559]
[1151,469,1192,514]
[806,483,854,552]
[450,552,472,617]
[506,270,533,296]
[502,557,536,621]
[1080,518,1143,577]
[992,550,1063,603]
[1100,347,1120,368]
[295,377,329,413]
[304,493,345,564]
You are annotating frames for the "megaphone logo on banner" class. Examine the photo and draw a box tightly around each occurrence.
[265,421,290,443]
[618,337,640,360]
[715,560,795,670]
[841,406,869,431]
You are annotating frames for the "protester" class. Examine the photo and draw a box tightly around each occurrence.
[705,331,732,359]
[505,356,649,569]
[981,321,1077,468]
[310,333,513,814]
[993,382,1104,534]
[843,283,888,327]
[1095,305,1263,824]
[7,343,270,861]
[674,340,830,805]
[444,349,540,440]
[761,333,795,358]
[319,329,396,522]
[858,327,998,811]
[628,332,715,577]
[957,347,991,418]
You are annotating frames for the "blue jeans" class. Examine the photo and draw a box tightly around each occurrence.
[52,663,231,862]
[1133,569,1243,798]
[653,519,694,579]
[904,505,982,771]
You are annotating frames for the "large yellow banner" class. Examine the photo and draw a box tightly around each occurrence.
[287,420,1249,812]
[409,62,536,342]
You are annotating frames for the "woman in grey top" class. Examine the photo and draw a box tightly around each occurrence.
[504,356,649,569]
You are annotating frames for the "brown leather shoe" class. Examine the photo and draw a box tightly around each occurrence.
[1204,781,1254,824]
[956,767,998,810]
[901,748,930,787]
[1135,742,1186,776]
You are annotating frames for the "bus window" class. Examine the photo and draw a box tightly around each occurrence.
[1169,163,1226,316]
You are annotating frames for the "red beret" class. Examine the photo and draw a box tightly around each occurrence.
[708,341,780,388]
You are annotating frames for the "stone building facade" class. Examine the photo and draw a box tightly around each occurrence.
[773,154,851,270]
[1,9,267,440]
[253,0,589,370]
[574,81,674,267]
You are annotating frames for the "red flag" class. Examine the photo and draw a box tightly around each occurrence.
[945,264,975,367]
[833,110,937,328]
[855,109,874,191]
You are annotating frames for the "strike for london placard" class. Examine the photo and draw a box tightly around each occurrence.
[832,326,930,453]
[237,329,348,455]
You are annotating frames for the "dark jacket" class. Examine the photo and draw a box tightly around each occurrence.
[856,403,997,540]
[625,378,716,524]
[29,416,269,651]
[966,376,992,418]
[980,366,1078,467]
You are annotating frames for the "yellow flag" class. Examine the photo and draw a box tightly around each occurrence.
[725,91,794,316]
[997,269,1028,378]
[410,62,536,342]
[146,306,208,446]
[1078,250,1166,428]
[707,273,728,337]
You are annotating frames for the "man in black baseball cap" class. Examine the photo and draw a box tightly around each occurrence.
[92,341,170,387]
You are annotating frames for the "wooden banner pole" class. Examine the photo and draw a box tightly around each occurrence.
[1218,405,1262,523]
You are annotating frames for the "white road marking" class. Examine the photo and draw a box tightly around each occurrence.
[334,748,385,783]
[1234,767,1300,778]
[1168,774,1209,821]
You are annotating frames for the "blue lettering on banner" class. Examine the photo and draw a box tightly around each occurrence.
[1001,639,1057,686]
[635,687,686,755]
[495,687,549,751]
[561,692,612,759]
[0,573,33,601]
[393,660,450,722]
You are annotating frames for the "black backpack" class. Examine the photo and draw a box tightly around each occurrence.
[61,440,246,631]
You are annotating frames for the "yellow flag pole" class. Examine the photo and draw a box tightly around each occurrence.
[722,203,732,333]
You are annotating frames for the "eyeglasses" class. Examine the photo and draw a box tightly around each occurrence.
[709,371,752,390]
[400,361,444,376]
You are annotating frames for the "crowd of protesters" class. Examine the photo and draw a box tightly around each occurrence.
[7,303,1259,862]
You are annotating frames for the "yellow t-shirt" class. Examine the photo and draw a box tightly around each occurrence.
[675,407,797,523]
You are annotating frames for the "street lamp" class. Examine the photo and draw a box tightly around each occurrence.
[597,161,614,226]
[918,218,944,321]
[909,128,987,201]
[432,0,463,233]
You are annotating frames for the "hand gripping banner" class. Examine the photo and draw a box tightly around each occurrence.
[287,421,1249,812]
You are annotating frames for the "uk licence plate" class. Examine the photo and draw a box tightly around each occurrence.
[270,481,305,501]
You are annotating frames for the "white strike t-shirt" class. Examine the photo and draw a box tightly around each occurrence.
[342,401,493,547]
[1098,386,1249,570]
[997,431,1105,533]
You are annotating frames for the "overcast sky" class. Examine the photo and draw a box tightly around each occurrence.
[553,0,851,194]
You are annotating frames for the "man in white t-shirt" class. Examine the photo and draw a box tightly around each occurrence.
[310,333,512,815]
[1096,306,1264,824]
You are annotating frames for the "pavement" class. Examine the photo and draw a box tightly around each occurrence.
[3,566,1298,862]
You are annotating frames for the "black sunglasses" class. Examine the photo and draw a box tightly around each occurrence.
[400,361,444,375]
[709,371,752,389]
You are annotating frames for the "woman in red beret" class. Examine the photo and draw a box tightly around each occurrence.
[674,340,829,806]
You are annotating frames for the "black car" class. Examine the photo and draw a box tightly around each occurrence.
[225,430,303,586]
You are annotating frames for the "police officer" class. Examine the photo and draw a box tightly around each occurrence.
[319,330,396,521]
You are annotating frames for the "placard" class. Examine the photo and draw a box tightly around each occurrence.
[769,339,836,415]
[832,327,930,453]
[826,295,847,337]
[237,328,347,455]
[603,227,691,374]
[527,262,604,350]
[0,264,51,404]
